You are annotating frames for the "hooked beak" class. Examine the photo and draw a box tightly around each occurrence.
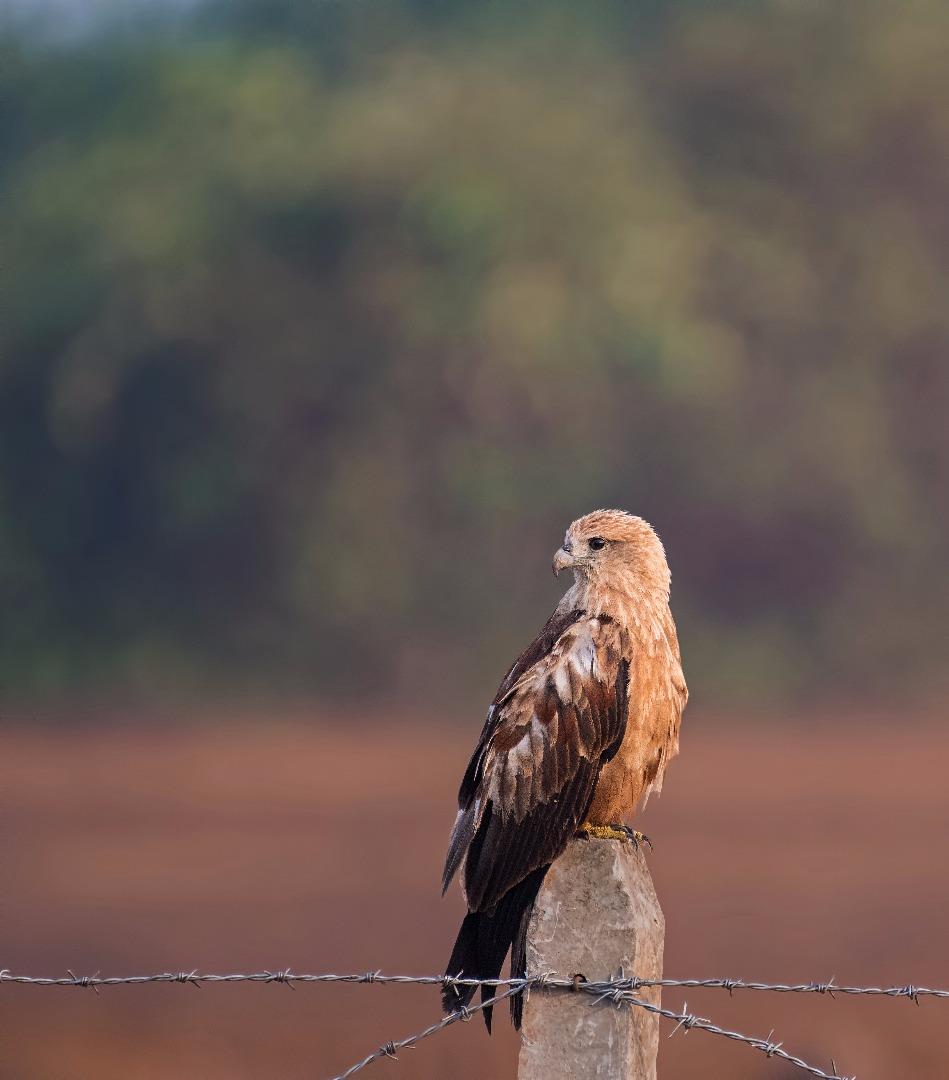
[552,547,575,577]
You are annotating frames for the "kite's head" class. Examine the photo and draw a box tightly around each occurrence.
[552,509,670,594]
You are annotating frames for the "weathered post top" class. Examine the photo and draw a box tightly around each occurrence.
[517,837,664,1080]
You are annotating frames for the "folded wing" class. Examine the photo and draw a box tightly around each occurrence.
[443,609,630,913]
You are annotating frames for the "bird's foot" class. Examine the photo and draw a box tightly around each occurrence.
[578,823,653,851]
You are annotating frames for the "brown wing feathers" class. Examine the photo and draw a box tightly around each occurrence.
[492,607,586,704]
[442,615,631,1027]
[441,607,587,896]
[462,659,629,911]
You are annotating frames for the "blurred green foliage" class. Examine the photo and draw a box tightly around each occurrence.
[2,0,948,708]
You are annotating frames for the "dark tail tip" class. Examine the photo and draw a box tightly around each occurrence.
[442,866,550,1032]
[442,911,480,1015]
[509,881,537,1030]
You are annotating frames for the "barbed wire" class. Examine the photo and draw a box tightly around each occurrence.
[1,968,945,1002]
[539,988,852,1080]
[326,977,854,1080]
[330,983,523,1080]
[7,967,945,1079]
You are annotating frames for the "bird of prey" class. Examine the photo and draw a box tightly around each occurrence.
[442,509,687,1029]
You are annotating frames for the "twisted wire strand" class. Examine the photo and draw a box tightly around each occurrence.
[588,991,852,1080]
[1,969,945,1002]
[329,984,522,1080]
[327,981,853,1080]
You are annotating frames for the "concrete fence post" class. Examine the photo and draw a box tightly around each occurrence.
[517,837,665,1080]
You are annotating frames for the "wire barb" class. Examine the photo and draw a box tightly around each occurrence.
[263,968,296,989]
[66,969,101,994]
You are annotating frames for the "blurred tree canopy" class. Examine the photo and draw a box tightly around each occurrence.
[2,0,948,708]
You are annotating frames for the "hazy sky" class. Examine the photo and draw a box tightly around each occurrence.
[3,0,201,39]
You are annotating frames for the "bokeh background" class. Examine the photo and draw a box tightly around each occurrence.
[2,1,948,1077]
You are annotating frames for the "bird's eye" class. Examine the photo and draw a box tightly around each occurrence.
[588,537,606,551]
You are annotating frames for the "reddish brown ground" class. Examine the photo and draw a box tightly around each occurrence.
[1,710,947,1079]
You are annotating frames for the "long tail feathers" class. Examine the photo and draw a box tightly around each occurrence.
[442,866,549,1032]
[509,879,538,1031]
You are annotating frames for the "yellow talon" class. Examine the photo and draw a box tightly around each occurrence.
[581,824,627,841]
[578,823,653,850]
